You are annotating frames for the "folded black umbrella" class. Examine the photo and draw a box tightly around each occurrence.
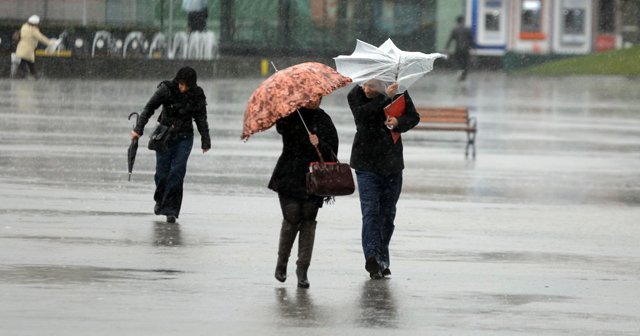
[128,112,140,181]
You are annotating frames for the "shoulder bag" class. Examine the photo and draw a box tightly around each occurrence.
[148,124,170,152]
[306,150,355,197]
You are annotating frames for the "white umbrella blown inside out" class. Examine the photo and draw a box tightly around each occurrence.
[334,38,446,92]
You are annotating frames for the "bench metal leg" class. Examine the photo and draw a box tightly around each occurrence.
[466,130,477,160]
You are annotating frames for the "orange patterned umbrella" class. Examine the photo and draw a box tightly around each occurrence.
[241,62,352,141]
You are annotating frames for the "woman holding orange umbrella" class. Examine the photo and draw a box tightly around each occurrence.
[242,62,350,288]
[268,98,338,288]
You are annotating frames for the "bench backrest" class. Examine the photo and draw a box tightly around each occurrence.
[416,107,469,124]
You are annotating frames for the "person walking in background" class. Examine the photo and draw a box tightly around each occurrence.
[182,0,209,32]
[14,15,55,79]
[347,79,419,279]
[130,67,211,223]
[269,99,338,289]
[445,15,475,81]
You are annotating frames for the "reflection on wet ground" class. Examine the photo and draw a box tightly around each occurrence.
[1,74,639,335]
[0,265,183,284]
[153,222,182,247]
[274,288,321,328]
[357,280,398,329]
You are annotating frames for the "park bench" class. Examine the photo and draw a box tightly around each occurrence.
[413,107,477,159]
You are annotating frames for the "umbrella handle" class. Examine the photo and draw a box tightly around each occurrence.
[296,109,325,166]
[128,112,139,129]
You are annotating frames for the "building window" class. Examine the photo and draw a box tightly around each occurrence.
[563,8,586,34]
[485,0,502,32]
[521,0,543,33]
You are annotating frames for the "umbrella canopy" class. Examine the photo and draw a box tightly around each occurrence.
[127,112,139,181]
[241,62,352,141]
[334,39,446,92]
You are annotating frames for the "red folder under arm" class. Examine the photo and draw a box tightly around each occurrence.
[383,95,406,144]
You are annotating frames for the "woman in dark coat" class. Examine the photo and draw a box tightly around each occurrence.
[268,99,338,288]
[348,80,419,279]
[130,66,211,223]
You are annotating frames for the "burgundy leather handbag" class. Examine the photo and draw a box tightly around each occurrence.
[306,150,355,197]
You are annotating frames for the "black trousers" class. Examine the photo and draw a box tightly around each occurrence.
[454,50,470,80]
[17,59,37,78]
[278,194,321,224]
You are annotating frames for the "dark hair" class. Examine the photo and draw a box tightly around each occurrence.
[456,16,464,24]
[174,66,197,88]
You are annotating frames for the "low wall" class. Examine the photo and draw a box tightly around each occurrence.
[1,52,494,80]
[0,55,337,79]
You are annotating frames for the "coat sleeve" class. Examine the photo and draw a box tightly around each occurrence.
[317,113,339,161]
[134,84,169,136]
[275,114,294,135]
[347,86,390,127]
[393,91,420,133]
[191,88,211,150]
[33,28,53,46]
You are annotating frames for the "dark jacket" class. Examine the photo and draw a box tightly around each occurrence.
[348,85,419,175]
[446,25,474,53]
[268,108,338,199]
[134,80,211,150]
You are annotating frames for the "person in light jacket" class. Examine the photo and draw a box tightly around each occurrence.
[15,15,55,79]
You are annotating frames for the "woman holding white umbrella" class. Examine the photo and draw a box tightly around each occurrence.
[336,39,443,279]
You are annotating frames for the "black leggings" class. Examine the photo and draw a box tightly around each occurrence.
[278,194,320,224]
[17,59,37,78]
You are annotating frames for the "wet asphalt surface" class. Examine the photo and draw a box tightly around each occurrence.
[1,72,639,335]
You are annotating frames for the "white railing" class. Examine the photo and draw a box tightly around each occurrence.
[89,30,218,60]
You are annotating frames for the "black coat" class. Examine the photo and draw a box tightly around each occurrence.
[348,85,419,175]
[268,108,338,199]
[134,80,211,150]
[446,25,474,53]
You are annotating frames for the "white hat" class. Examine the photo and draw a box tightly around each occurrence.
[28,15,40,25]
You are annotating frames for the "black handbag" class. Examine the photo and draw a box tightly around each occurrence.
[306,150,355,197]
[148,124,170,152]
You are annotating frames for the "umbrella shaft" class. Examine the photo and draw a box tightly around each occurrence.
[296,110,311,135]
[295,109,324,164]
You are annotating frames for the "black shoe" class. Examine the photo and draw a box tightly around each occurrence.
[154,203,160,215]
[365,256,382,279]
[166,215,176,223]
[369,271,383,279]
[382,268,391,277]
[365,256,380,273]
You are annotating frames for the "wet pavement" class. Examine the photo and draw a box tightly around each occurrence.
[1,73,639,335]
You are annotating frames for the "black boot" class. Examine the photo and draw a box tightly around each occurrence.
[296,267,309,289]
[366,256,383,279]
[275,220,298,283]
[296,220,316,288]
